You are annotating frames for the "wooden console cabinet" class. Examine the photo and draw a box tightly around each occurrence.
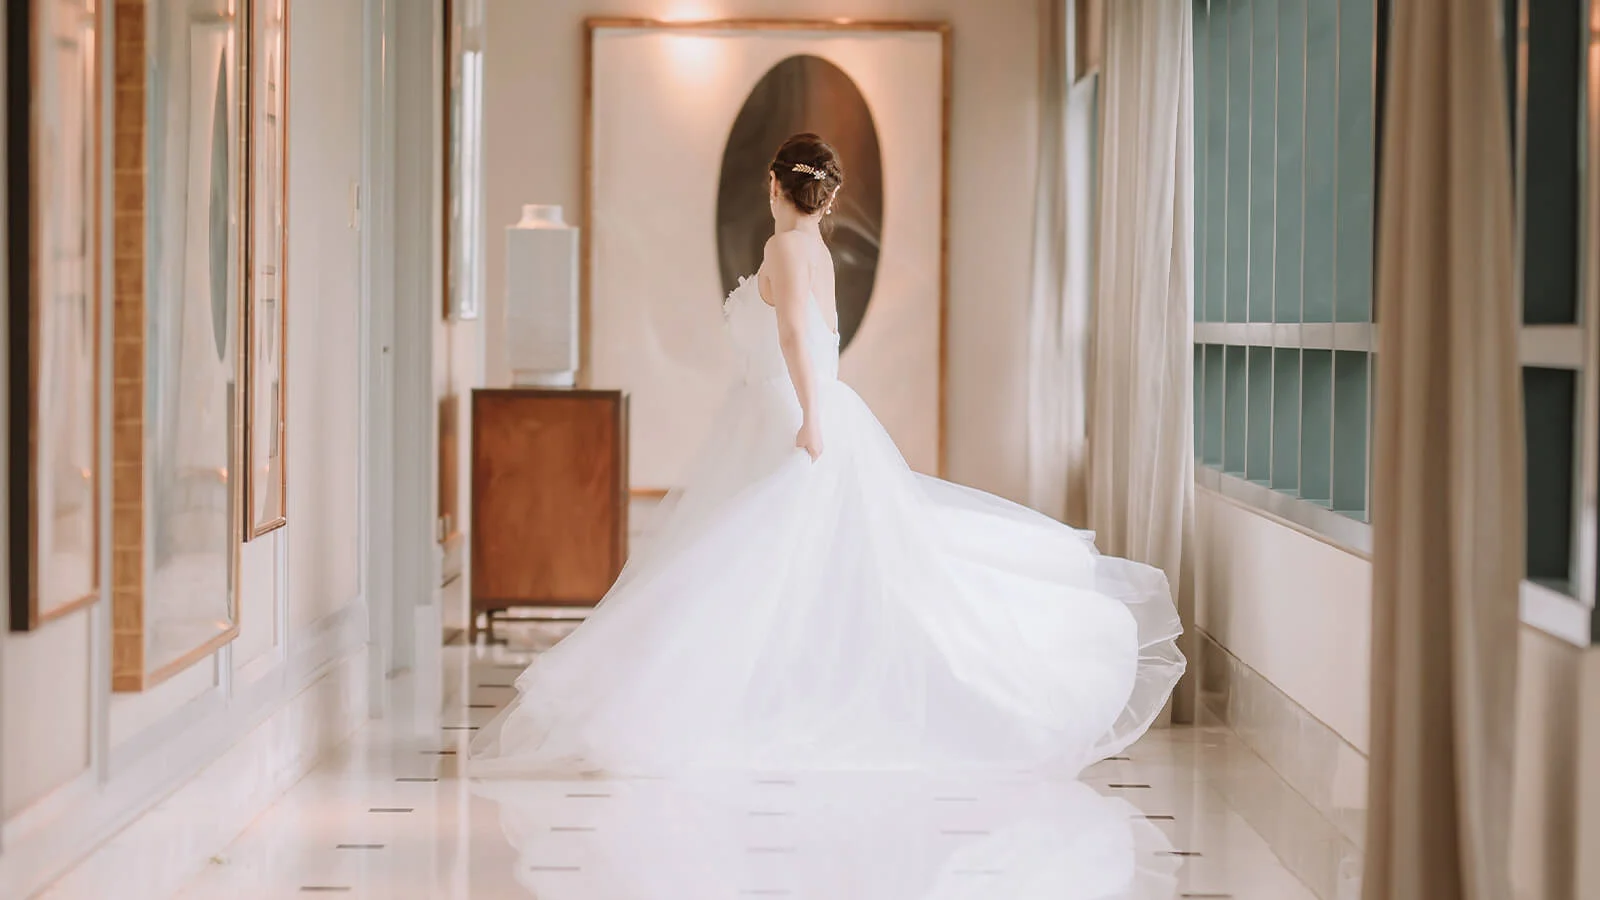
[470,389,628,636]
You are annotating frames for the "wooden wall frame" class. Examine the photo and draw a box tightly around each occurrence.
[7,0,105,632]
[242,0,287,540]
[111,0,243,691]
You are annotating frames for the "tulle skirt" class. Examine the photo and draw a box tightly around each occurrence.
[469,376,1184,778]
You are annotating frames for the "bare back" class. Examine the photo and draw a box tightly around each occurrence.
[758,231,839,337]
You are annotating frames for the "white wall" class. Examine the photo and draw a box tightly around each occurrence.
[1196,488,1373,751]
[1198,486,1600,899]
[483,0,1041,500]
[0,1,372,894]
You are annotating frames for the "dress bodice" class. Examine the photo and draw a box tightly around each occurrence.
[723,275,840,386]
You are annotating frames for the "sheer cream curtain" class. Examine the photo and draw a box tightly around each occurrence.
[1363,1,1522,897]
[1085,0,1196,720]
[1026,0,1101,527]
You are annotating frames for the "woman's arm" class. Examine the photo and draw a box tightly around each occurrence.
[763,233,824,460]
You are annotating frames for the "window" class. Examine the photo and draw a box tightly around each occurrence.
[1191,0,1379,552]
[1508,0,1599,645]
[1191,0,1600,644]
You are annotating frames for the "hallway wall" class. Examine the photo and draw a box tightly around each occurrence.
[481,0,1041,501]
[1197,487,1600,898]
[0,1,371,895]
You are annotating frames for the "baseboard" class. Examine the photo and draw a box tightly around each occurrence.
[1,602,370,899]
[33,646,368,899]
[1198,630,1365,899]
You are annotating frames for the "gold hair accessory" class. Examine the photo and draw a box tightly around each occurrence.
[791,163,827,181]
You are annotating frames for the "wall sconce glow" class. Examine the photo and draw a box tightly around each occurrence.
[666,33,722,83]
[660,2,717,21]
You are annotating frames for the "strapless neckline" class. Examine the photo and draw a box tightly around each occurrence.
[733,274,841,342]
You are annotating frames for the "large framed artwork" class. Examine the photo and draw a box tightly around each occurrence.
[584,19,951,491]
[6,0,104,632]
[243,0,286,539]
[110,0,243,691]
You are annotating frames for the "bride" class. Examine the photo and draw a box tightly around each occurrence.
[470,133,1184,779]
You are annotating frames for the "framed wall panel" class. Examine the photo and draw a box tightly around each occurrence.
[584,18,950,491]
[6,0,104,632]
[242,0,286,539]
[111,0,242,691]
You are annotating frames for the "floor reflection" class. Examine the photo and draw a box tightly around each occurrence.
[474,773,1181,899]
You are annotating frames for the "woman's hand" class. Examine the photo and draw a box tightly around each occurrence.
[796,418,824,462]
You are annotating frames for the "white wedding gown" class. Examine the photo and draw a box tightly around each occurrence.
[470,276,1185,778]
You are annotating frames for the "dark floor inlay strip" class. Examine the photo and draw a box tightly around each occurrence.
[1180,894,1234,898]
[1138,814,1177,820]
[1106,755,1132,761]
[396,777,439,783]
[369,807,414,813]
[1160,850,1203,857]
[300,888,352,893]
[478,683,516,689]
[336,844,386,850]
[421,750,457,756]
[565,792,612,799]
[550,826,597,832]
[442,726,480,731]
[1108,783,1152,789]
[467,704,497,709]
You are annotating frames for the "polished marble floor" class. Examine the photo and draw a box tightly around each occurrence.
[166,623,1332,900]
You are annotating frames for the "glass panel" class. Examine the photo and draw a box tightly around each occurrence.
[1524,366,1575,589]
[245,0,287,536]
[1334,0,1374,323]
[20,0,101,629]
[447,0,487,321]
[1274,0,1306,324]
[1224,345,1249,474]
[1194,344,1206,457]
[1521,0,1580,324]
[1226,0,1253,322]
[144,0,241,674]
[1194,2,1209,324]
[1248,0,1277,323]
[1332,350,1370,518]
[1272,348,1302,491]
[1247,346,1274,482]
[1302,0,1337,323]
[1301,349,1334,504]
[1207,0,1231,323]
[1204,344,1227,466]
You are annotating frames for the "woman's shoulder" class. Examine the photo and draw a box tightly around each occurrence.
[762,230,811,261]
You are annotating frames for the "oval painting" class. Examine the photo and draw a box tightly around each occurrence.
[715,55,883,350]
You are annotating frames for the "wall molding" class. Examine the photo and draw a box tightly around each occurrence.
[361,0,398,714]
[1197,629,1366,899]
[0,598,367,898]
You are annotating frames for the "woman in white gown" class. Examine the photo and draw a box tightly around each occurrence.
[471,134,1184,779]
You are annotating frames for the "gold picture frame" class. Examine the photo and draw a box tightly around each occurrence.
[7,0,104,632]
[110,0,243,691]
[242,0,286,539]
[582,18,952,484]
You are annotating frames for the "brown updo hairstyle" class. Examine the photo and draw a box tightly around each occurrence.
[770,133,845,223]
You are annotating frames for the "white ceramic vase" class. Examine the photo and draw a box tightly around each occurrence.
[505,204,579,387]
